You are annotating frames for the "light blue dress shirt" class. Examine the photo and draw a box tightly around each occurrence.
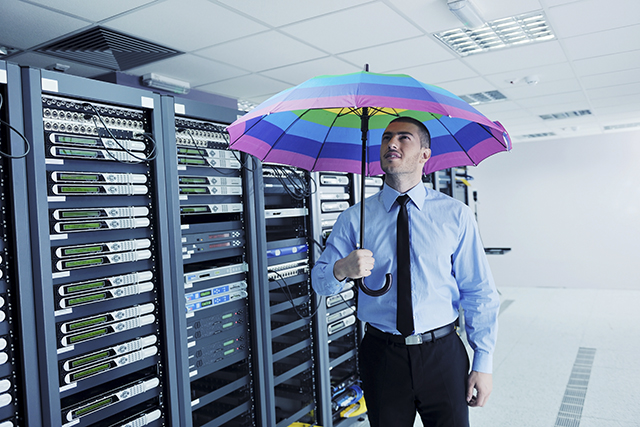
[311,182,500,373]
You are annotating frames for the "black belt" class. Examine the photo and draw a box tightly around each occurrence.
[366,322,456,345]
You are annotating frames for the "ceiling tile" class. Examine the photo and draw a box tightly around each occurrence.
[26,0,157,22]
[280,3,423,54]
[396,59,480,85]
[562,24,640,60]
[516,91,587,108]
[217,0,371,27]
[586,82,640,100]
[337,36,455,72]
[462,41,568,75]
[581,68,640,89]
[0,2,89,49]
[500,78,583,100]
[196,74,291,101]
[6,52,109,78]
[125,54,250,86]
[437,77,496,97]
[526,101,591,116]
[475,0,544,21]
[260,57,359,85]
[385,0,463,33]
[546,0,640,38]
[572,50,640,77]
[475,101,528,115]
[196,31,326,72]
[104,0,268,52]
[483,62,576,89]
[590,94,640,108]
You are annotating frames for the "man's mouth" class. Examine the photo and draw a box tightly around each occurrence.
[385,151,401,159]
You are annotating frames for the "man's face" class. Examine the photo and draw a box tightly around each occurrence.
[379,121,431,176]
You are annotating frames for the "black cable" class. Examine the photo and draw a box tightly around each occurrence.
[0,93,30,159]
[229,148,257,172]
[177,127,235,175]
[83,102,157,162]
[268,268,323,320]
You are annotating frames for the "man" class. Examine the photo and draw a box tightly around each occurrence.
[311,116,499,427]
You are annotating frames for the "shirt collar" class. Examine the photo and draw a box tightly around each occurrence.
[382,181,426,212]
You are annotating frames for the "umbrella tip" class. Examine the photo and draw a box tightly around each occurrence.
[364,64,369,72]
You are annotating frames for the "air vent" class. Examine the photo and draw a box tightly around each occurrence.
[459,90,507,105]
[604,122,640,131]
[238,99,258,113]
[36,27,183,71]
[519,132,556,139]
[539,110,591,121]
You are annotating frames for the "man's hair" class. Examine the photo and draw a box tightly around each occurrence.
[388,117,431,149]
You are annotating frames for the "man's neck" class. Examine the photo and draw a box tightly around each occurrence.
[384,173,422,194]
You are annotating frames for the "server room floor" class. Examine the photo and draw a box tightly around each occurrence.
[352,286,640,427]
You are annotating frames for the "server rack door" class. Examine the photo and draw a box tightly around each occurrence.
[161,96,266,427]
[0,61,41,427]
[21,67,179,427]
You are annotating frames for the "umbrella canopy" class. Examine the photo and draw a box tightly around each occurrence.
[228,71,511,176]
[228,70,511,297]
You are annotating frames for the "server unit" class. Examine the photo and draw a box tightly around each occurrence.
[160,96,265,427]
[21,69,179,427]
[256,163,317,426]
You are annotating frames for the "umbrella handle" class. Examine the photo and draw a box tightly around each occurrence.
[355,274,392,297]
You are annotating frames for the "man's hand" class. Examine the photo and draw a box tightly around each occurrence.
[333,249,375,281]
[466,371,492,407]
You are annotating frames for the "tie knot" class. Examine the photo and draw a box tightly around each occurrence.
[397,194,410,207]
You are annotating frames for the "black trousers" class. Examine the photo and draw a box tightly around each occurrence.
[359,328,470,427]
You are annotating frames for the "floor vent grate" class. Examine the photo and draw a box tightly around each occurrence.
[554,347,596,427]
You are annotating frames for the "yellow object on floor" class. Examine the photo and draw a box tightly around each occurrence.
[340,396,367,418]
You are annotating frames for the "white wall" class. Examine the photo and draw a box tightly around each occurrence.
[470,130,640,290]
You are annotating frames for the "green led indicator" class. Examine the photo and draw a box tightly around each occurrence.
[201,300,212,307]
[59,173,100,181]
[72,397,114,418]
[68,328,108,344]
[57,135,98,145]
[222,313,233,319]
[67,280,106,293]
[68,293,107,306]
[180,187,207,194]
[70,351,110,369]
[223,340,234,346]
[61,210,102,219]
[182,206,207,213]
[58,148,98,158]
[223,349,235,356]
[68,316,108,331]
[179,158,206,165]
[64,258,104,268]
[200,290,212,297]
[71,363,111,381]
[222,322,233,329]
[180,177,207,184]
[59,186,100,194]
[62,222,102,231]
[63,246,103,256]
[178,148,203,155]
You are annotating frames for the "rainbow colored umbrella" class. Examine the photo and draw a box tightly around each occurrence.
[228,70,511,296]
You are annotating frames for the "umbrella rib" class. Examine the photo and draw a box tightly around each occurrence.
[432,113,478,166]
[478,122,509,148]
[260,109,312,161]
[310,107,347,171]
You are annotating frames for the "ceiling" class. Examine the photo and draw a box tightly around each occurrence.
[1,0,640,142]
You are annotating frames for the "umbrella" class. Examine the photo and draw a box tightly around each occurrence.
[228,69,511,296]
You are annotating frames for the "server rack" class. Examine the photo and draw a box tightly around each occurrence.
[21,68,180,426]
[309,172,364,427]
[255,163,317,426]
[424,167,470,205]
[160,96,266,427]
[0,61,40,427]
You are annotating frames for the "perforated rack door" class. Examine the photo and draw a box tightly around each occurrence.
[21,68,180,427]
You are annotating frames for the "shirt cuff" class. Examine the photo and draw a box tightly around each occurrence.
[471,350,493,374]
[314,260,348,296]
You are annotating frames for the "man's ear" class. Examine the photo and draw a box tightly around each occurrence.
[422,148,431,163]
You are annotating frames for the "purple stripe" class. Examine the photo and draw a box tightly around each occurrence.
[263,149,317,171]
[314,158,364,174]
[229,134,273,159]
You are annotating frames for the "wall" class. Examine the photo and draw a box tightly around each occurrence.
[470,130,640,290]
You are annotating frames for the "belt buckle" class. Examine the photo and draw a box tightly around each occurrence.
[404,334,423,345]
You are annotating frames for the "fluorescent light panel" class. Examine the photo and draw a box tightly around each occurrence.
[435,11,555,57]
[459,90,507,105]
[539,110,591,121]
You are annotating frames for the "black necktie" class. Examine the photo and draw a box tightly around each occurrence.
[396,195,414,337]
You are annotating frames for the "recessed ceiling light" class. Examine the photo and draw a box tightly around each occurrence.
[604,122,640,131]
[434,11,555,57]
[238,99,257,112]
[518,132,557,139]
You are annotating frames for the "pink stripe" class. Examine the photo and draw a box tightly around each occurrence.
[227,121,246,144]
[264,150,317,171]
[229,134,273,159]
